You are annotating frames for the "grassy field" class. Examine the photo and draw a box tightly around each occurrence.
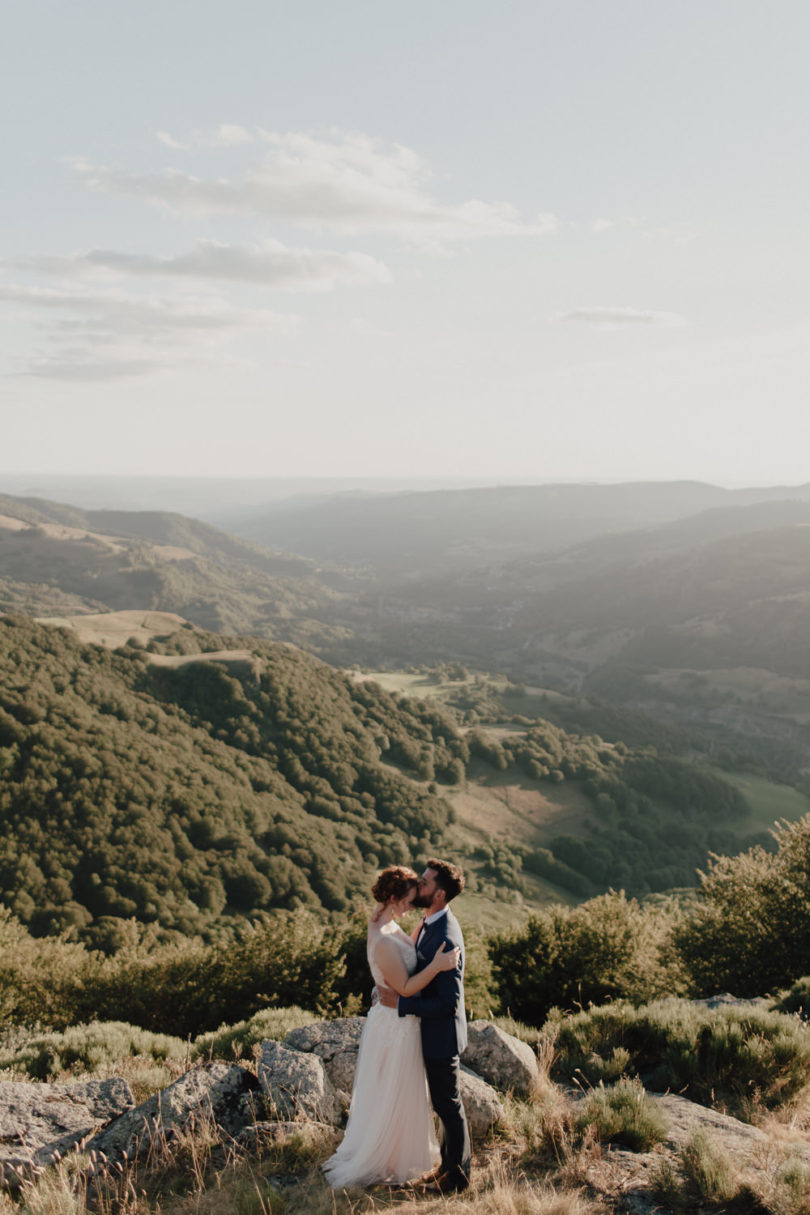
[351,669,491,699]
[716,771,810,834]
[38,609,189,647]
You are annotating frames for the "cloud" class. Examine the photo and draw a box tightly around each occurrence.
[0,283,299,381]
[557,306,687,329]
[71,131,559,242]
[15,239,392,291]
[591,216,640,234]
[22,353,161,380]
[0,283,297,334]
[156,131,188,151]
[206,123,254,147]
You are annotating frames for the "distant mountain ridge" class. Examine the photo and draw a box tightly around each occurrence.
[3,483,810,779]
[209,480,810,574]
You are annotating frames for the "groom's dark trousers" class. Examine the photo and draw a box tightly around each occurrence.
[398,908,471,1186]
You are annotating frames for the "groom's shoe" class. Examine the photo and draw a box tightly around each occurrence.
[424,1169,470,1195]
[412,1167,444,1189]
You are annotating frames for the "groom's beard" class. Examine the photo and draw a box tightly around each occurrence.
[412,892,432,909]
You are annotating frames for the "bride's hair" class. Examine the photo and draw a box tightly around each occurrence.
[371,865,418,904]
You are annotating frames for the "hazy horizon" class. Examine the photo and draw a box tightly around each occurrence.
[2,1,808,484]
[3,470,810,523]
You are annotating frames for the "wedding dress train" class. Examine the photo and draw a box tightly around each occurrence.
[322,921,439,1187]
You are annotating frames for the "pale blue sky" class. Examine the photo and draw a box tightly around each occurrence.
[2,1,808,483]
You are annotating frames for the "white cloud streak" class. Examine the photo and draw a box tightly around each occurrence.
[156,131,188,151]
[72,131,559,242]
[557,306,687,329]
[15,239,392,291]
[206,123,254,146]
[0,284,299,380]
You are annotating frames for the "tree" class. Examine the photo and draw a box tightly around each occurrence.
[674,817,810,995]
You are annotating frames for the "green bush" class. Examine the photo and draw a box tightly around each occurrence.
[0,1006,322,1081]
[674,817,810,996]
[0,907,350,1037]
[550,998,810,1119]
[773,975,810,1019]
[191,1006,318,1062]
[575,1077,666,1151]
[0,1020,186,1080]
[676,1128,744,1205]
[488,891,685,1026]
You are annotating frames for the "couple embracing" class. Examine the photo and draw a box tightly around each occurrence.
[323,859,471,1195]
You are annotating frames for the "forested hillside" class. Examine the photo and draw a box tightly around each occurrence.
[0,614,762,945]
[0,616,460,940]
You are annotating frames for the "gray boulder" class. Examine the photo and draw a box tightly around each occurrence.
[283,1017,365,1099]
[690,993,771,1011]
[462,1020,540,1097]
[258,1041,338,1125]
[84,1063,259,1164]
[459,1066,505,1140]
[0,1077,133,1186]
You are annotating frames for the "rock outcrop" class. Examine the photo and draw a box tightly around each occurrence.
[0,1017,525,1185]
[258,1041,338,1126]
[0,1077,134,1185]
[84,1063,259,1163]
[462,1020,539,1097]
[283,1017,365,1105]
[459,1066,506,1138]
[571,1086,810,1214]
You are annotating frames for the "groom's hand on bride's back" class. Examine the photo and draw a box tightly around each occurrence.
[376,984,398,1009]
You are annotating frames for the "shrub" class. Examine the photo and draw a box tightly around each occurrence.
[575,1077,666,1151]
[772,975,810,1019]
[676,1128,744,1205]
[549,998,810,1119]
[0,910,348,1038]
[0,1020,186,1080]
[488,891,685,1025]
[191,1006,318,1062]
[674,817,810,997]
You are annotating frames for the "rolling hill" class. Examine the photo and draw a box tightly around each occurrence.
[0,614,463,939]
[0,493,353,649]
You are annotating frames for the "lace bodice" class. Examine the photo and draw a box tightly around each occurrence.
[367,921,417,987]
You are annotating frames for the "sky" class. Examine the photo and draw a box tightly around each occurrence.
[1,0,808,485]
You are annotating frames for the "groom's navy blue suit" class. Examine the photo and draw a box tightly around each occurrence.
[398,907,471,1186]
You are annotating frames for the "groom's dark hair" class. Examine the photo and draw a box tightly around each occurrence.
[426,858,465,902]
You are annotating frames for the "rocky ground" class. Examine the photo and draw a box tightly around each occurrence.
[3,1016,810,1213]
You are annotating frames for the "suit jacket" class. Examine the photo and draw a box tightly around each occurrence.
[397,907,467,1059]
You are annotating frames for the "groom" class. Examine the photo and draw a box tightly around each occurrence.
[377,858,471,1195]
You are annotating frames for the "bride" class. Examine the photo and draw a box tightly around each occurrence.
[322,865,460,1188]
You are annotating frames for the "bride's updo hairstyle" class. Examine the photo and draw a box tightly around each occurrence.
[371,865,418,905]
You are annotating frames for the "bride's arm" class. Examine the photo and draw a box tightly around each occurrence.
[374,938,459,998]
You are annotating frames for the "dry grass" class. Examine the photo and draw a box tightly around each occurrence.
[7,1025,810,1215]
[2,1105,612,1215]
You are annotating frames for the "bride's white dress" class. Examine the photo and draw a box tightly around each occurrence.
[322,921,439,1188]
